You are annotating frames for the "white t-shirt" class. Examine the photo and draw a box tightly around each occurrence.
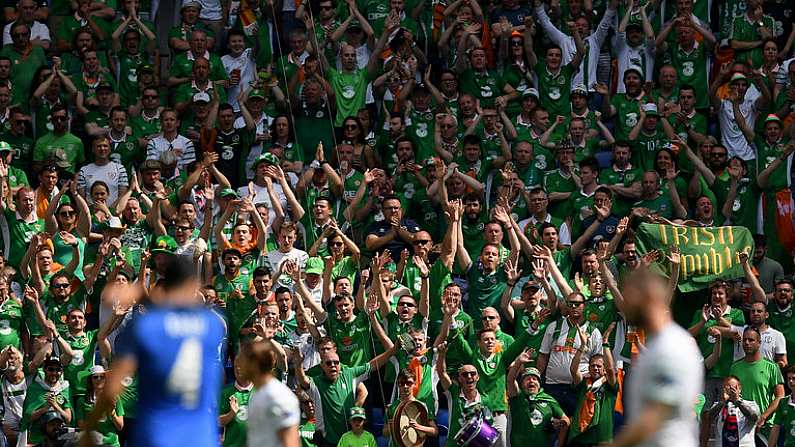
[626,322,703,447]
[718,87,761,161]
[146,134,196,174]
[234,114,274,180]
[538,319,603,385]
[76,161,129,205]
[1,375,27,429]
[2,20,50,46]
[732,325,787,362]
[267,248,309,288]
[222,49,257,112]
[615,33,656,93]
[247,377,301,447]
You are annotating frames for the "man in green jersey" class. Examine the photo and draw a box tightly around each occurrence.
[0,23,45,110]
[507,362,569,447]
[168,28,228,88]
[657,23,714,110]
[632,170,687,220]
[524,22,585,119]
[295,337,395,446]
[317,15,389,127]
[219,355,254,447]
[730,326,785,437]
[455,43,517,109]
[597,65,644,143]
[629,103,670,171]
[729,0,776,69]
[32,105,84,176]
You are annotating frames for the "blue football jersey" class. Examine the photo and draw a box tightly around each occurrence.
[116,306,226,447]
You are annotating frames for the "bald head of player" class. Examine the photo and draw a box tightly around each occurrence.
[620,268,672,333]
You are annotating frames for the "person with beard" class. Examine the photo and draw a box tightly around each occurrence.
[365,195,420,264]
[213,248,254,351]
[19,355,72,445]
[0,346,28,445]
[596,66,644,143]
[750,235,785,296]
[730,301,786,368]
[295,319,394,447]
[609,268,703,447]
[632,170,687,220]
[501,259,557,361]
[199,92,256,189]
[508,353,569,447]
[517,188,568,245]
[711,70,771,162]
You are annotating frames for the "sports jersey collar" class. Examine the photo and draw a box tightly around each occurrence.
[235,381,254,392]
[528,213,552,225]
[544,65,563,78]
[459,389,482,404]
[678,40,699,56]
[15,209,37,223]
[611,163,633,172]
[188,50,211,61]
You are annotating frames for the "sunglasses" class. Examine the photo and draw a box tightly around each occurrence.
[329,241,344,247]
[460,371,477,377]
[482,315,497,320]
[510,40,523,46]
[92,375,105,380]
[344,124,358,130]
[52,115,68,122]
[398,302,415,308]
[175,225,193,231]
[568,301,585,307]
[46,367,62,373]
[51,283,70,289]
[58,211,75,217]
[413,240,431,245]
[143,94,159,99]
[324,360,340,366]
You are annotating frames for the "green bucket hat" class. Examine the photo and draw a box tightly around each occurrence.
[0,141,11,153]
[151,235,177,255]
[219,188,239,199]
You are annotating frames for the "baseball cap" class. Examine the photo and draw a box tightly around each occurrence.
[151,235,177,255]
[626,21,643,31]
[522,280,541,292]
[253,152,280,169]
[181,0,202,10]
[521,367,541,379]
[43,355,62,369]
[193,92,211,103]
[222,247,242,259]
[522,88,539,99]
[41,411,64,425]
[570,84,588,96]
[96,82,114,93]
[624,65,643,78]
[137,63,155,74]
[140,159,163,172]
[249,88,267,100]
[642,103,659,116]
[729,73,748,84]
[0,141,12,153]
[305,257,324,276]
[349,406,367,421]
[219,188,239,199]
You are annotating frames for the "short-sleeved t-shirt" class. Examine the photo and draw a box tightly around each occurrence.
[328,68,370,127]
[324,313,373,367]
[773,397,795,446]
[219,382,252,447]
[730,358,784,427]
[691,306,745,378]
[508,391,565,447]
[310,364,371,445]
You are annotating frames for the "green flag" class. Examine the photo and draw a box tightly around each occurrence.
[634,223,755,293]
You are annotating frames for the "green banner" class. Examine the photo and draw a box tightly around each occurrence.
[634,223,755,292]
